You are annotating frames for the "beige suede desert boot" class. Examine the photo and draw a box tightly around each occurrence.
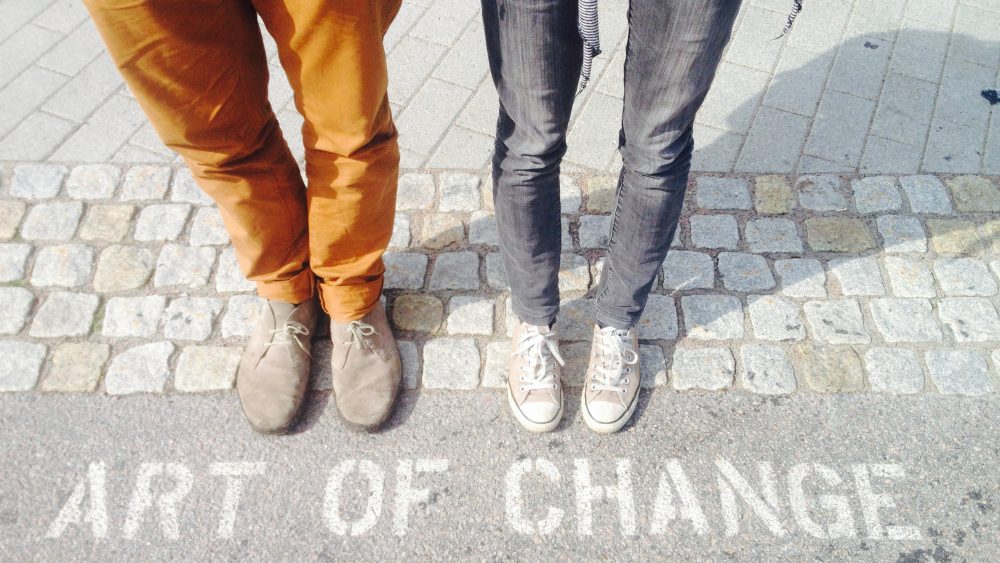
[236,299,318,434]
[329,300,401,430]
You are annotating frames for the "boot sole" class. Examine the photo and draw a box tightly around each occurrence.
[335,381,401,433]
[580,390,639,434]
[506,385,563,433]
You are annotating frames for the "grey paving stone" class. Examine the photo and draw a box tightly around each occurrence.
[170,168,212,205]
[484,252,508,290]
[774,259,827,298]
[102,296,167,338]
[0,341,46,392]
[78,204,133,242]
[753,175,796,215]
[29,244,93,288]
[163,297,224,341]
[189,206,229,246]
[20,201,83,241]
[446,296,494,335]
[745,218,802,253]
[883,256,936,298]
[561,176,583,214]
[690,214,739,249]
[0,200,27,240]
[392,294,444,333]
[739,345,797,394]
[796,345,865,393]
[419,213,465,250]
[481,341,508,389]
[134,203,191,242]
[104,341,174,395]
[681,295,745,340]
[422,338,480,389]
[397,340,420,390]
[926,350,993,396]
[876,215,927,253]
[0,287,34,334]
[221,295,264,338]
[388,213,411,249]
[870,298,943,342]
[851,176,902,214]
[383,252,428,290]
[933,257,997,296]
[429,251,479,290]
[635,294,678,340]
[898,175,953,214]
[65,165,120,200]
[553,298,594,341]
[174,346,241,392]
[42,342,110,393]
[29,292,99,338]
[863,348,923,394]
[556,253,590,293]
[803,299,871,344]
[748,295,806,341]
[396,173,436,210]
[0,243,32,283]
[805,217,876,253]
[926,218,982,255]
[694,177,751,210]
[718,252,774,292]
[796,175,848,211]
[947,175,1000,213]
[10,164,66,199]
[438,173,480,212]
[639,344,668,388]
[662,250,714,291]
[121,165,170,201]
[468,211,499,246]
[829,257,886,296]
[397,78,472,158]
[215,248,254,293]
[671,347,735,391]
[153,244,215,288]
[938,298,1000,342]
[579,215,612,249]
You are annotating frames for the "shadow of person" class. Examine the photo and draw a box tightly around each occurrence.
[379,25,999,432]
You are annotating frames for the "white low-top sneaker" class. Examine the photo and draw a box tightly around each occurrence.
[581,324,640,433]
[507,322,565,432]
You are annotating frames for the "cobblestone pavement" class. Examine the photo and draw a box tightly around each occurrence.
[2,164,1000,399]
[0,0,998,174]
[0,0,998,401]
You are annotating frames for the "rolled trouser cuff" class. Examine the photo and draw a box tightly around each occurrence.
[254,268,315,305]
[318,274,384,323]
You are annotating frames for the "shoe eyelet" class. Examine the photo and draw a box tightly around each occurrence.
[591,384,597,391]
[519,386,525,392]
[623,378,629,385]
[625,368,632,374]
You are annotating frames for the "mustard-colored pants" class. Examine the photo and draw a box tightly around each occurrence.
[85,0,402,322]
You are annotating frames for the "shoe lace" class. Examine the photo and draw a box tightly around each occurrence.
[265,321,312,357]
[344,320,377,351]
[515,325,565,392]
[591,326,638,396]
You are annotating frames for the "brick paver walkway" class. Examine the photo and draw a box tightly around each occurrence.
[1,0,999,398]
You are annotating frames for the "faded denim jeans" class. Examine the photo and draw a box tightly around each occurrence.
[482,0,742,329]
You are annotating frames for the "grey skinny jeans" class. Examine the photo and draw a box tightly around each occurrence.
[482,0,742,329]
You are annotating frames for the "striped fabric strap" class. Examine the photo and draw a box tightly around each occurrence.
[577,0,601,92]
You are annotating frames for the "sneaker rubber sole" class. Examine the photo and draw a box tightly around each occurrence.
[506,385,563,433]
[579,390,639,434]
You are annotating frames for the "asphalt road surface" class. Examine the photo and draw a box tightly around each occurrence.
[1,390,998,561]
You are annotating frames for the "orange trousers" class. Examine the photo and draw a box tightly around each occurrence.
[84,0,402,322]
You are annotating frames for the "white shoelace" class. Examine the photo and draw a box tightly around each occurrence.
[591,326,638,396]
[516,326,565,393]
[344,320,377,351]
[264,322,312,357]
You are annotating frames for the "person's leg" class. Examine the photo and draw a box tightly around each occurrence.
[482,0,582,328]
[254,0,401,324]
[83,0,316,434]
[84,0,312,305]
[594,0,742,330]
[254,0,402,430]
[482,0,581,433]
[582,0,742,433]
